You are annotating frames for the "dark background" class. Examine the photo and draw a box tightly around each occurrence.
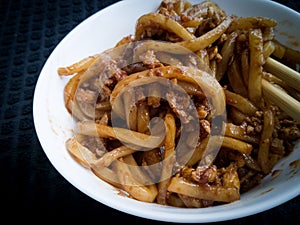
[0,0,299,224]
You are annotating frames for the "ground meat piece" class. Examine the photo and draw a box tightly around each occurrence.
[180,165,218,185]
[280,125,300,141]
[200,119,210,140]
[75,88,97,104]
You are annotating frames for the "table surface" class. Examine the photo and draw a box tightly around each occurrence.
[1,0,299,223]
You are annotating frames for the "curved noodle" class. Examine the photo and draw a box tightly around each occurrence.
[59,0,300,208]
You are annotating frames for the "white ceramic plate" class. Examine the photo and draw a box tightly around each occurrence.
[33,0,300,223]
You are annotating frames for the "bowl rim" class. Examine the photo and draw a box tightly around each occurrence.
[33,0,300,223]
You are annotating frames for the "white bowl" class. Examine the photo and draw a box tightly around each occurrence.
[33,0,300,223]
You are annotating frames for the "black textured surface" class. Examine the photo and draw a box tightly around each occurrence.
[0,0,299,224]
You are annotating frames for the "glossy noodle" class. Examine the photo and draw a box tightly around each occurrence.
[58,0,300,208]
